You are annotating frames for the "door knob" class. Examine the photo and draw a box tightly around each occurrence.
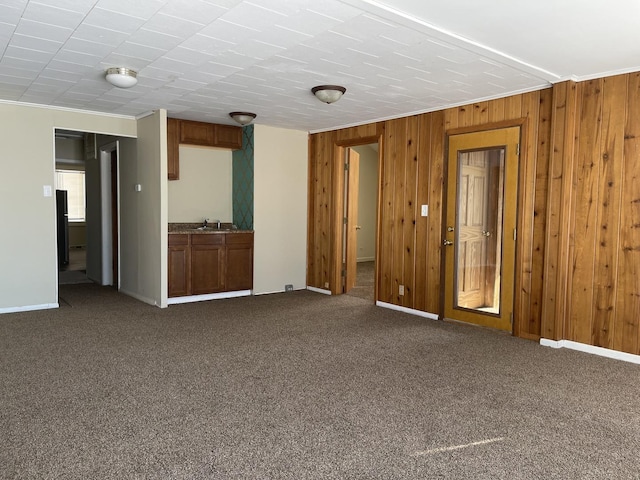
[355,225,362,230]
[443,239,453,246]
[482,230,491,237]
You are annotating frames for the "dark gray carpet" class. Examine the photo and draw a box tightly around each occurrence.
[1,284,639,479]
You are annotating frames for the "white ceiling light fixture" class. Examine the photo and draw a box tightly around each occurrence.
[311,85,346,104]
[105,67,138,88]
[229,112,256,125]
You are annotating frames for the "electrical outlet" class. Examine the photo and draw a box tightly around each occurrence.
[399,285,405,296]
[324,282,329,289]
[285,284,293,292]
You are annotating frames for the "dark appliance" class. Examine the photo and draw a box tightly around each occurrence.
[56,189,69,267]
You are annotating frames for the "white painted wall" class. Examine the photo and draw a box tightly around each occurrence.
[118,137,139,300]
[119,110,167,307]
[168,145,232,223]
[253,125,308,294]
[352,144,378,262]
[0,102,136,313]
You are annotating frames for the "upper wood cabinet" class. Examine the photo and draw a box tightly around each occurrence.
[214,124,243,149]
[167,118,180,181]
[167,118,243,180]
[180,120,215,146]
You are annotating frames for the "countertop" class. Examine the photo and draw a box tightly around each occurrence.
[168,223,253,234]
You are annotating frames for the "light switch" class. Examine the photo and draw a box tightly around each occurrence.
[135,184,142,192]
[421,204,428,217]
[43,185,52,197]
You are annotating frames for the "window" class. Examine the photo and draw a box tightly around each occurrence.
[55,169,86,222]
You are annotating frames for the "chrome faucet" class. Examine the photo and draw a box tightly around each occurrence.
[203,218,221,229]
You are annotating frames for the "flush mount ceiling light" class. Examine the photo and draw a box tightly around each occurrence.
[311,85,346,104]
[229,112,256,125]
[105,67,138,88]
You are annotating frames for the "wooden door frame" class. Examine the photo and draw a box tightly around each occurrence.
[442,119,529,335]
[332,134,383,298]
[344,148,360,293]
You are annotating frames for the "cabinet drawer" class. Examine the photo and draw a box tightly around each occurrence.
[191,233,225,245]
[168,234,189,246]
[225,232,253,245]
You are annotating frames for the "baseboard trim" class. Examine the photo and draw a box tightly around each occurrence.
[0,303,59,314]
[307,286,332,295]
[357,257,375,262]
[254,288,304,296]
[119,289,158,307]
[376,301,439,320]
[167,290,252,305]
[540,339,640,365]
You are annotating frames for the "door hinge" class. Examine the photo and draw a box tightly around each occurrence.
[513,228,517,241]
[343,217,348,224]
[516,143,520,156]
[341,268,346,277]
[344,161,349,171]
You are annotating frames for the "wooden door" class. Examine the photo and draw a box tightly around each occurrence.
[444,127,519,331]
[344,148,360,293]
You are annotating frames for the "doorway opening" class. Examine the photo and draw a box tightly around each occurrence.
[443,126,520,331]
[54,130,120,289]
[342,143,379,302]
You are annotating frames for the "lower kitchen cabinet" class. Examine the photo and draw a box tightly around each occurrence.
[168,231,253,298]
[191,235,225,294]
[226,233,254,291]
[168,234,190,297]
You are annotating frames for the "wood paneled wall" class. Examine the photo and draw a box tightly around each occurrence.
[308,71,640,356]
[377,112,444,312]
[542,75,640,354]
[307,132,336,291]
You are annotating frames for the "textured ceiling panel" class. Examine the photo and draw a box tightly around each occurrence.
[0,0,631,131]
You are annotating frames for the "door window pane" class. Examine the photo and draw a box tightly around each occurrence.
[454,148,505,315]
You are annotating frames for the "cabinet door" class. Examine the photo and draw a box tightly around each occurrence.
[167,118,180,180]
[191,245,225,294]
[180,120,214,146]
[226,233,253,291]
[214,124,242,149]
[168,245,190,297]
[226,244,253,291]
